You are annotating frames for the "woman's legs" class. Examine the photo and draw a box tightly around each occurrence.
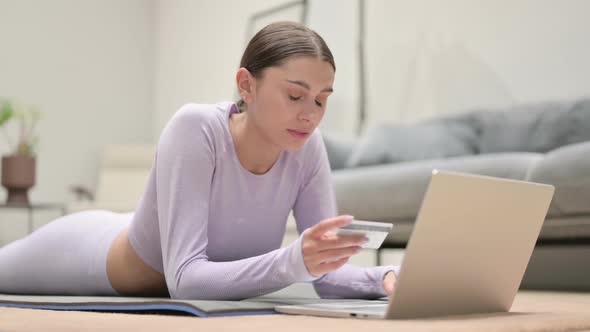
[0,210,131,295]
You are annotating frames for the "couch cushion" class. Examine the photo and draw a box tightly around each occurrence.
[322,135,356,170]
[345,118,478,168]
[475,99,590,153]
[564,99,590,145]
[382,216,590,247]
[526,141,590,216]
[333,152,542,222]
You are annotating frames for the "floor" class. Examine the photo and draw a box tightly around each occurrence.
[1,291,590,332]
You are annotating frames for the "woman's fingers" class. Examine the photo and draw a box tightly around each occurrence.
[302,215,368,277]
[315,234,367,251]
[306,246,362,265]
[308,215,352,239]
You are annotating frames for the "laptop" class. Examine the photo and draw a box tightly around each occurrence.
[275,169,555,319]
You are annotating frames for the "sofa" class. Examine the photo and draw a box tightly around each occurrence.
[324,98,590,291]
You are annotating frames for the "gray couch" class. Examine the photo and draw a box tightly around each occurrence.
[325,98,590,291]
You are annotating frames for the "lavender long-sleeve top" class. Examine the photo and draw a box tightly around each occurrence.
[127,102,400,300]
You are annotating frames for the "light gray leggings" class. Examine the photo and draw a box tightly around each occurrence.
[0,210,131,296]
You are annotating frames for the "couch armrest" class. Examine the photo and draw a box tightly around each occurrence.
[527,141,590,216]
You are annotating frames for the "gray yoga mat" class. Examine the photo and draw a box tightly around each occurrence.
[0,283,387,317]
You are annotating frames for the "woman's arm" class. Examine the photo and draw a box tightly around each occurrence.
[293,131,400,299]
[156,105,318,300]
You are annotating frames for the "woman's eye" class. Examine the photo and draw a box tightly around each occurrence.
[289,95,302,101]
[315,100,323,107]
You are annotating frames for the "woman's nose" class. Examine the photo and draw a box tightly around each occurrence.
[297,110,314,123]
[298,104,319,122]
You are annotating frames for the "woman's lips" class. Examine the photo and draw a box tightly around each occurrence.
[287,129,310,139]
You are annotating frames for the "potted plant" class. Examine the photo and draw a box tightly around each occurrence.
[0,99,41,205]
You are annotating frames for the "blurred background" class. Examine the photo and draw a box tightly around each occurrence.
[0,1,589,276]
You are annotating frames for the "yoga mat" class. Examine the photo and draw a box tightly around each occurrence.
[0,284,387,317]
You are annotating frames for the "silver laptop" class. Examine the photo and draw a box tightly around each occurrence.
[275,170,555,319]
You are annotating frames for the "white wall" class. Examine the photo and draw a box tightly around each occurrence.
[154,0,303,136]
[154,0,590,138]
[153,0,364,138]
[0,0,154,241]
[306,0,362,137]
[364,0,590,128]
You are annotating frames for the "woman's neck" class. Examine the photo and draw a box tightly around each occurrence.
[229,111,282,175]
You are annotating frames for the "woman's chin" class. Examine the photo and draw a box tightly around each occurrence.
[282,139,307,153]
[276,130,312,152]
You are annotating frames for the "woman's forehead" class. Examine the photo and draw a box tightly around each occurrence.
[263,57,335,89]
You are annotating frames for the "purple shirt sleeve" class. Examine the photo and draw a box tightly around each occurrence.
[293,132,401,299]
[155,106,318,300]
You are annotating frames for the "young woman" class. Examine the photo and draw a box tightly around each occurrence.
[0,21,399,300]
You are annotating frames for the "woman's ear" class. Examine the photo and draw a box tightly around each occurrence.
[236,68,256,104]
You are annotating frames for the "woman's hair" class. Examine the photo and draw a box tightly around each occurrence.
[236,21,335,112]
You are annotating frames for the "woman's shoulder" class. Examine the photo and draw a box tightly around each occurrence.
[170,102,232,125]
[157,102,233,150]
[161,102,232,137]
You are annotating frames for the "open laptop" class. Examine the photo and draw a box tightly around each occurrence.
[275,169,555,319]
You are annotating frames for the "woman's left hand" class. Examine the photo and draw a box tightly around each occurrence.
[383,271,397,296]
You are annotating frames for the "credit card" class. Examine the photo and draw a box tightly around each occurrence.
[336,220,393,249]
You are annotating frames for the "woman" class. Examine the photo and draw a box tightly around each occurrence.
[0,21,399,300]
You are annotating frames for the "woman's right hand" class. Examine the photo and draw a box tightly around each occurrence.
[301,215,368,278]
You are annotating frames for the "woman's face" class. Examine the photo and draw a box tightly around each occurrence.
[243,56,335,152]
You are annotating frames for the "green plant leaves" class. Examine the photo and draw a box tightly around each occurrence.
[0,99,14,127]
[0,98,41,157]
